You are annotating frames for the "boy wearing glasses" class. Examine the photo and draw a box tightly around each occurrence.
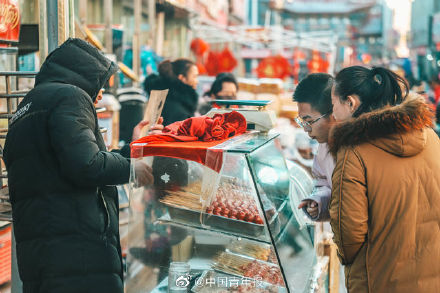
[293,73,335,221]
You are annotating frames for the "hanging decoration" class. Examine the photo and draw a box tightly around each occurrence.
[292,49,306,84]
[256,55,291,79]
[360,53,372,65]
[190,39,237,76]
[205,51,220,76]
[196,62,207,75]
[190,38,210,57]
[307,50,329,73]
[217,47,238,72]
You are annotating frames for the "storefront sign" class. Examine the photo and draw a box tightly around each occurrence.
[0,0,20,43]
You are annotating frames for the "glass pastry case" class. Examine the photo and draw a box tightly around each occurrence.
[125,132,320,293]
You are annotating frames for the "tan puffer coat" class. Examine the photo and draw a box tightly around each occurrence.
[328,94,440,293]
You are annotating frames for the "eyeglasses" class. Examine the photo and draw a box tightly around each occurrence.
[295,112,330,132]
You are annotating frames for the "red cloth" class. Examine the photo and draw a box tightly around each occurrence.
[135,111,246,143]
[130,111,247,172]
[130,139,225,172]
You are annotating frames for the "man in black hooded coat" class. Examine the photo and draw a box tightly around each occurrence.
[3,38,139,293]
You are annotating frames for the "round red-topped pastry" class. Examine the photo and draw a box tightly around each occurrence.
[254,216,264,224]
[213,207,222,215]
[244,213,255,223]
[229,210,238,218]
[237,211,246,221]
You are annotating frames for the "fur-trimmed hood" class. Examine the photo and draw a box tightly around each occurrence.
[328,93,434,157]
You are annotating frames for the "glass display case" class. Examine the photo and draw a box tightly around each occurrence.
[126,132,320,293]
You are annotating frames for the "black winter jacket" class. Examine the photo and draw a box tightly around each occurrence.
[144,74,198,125]
[4,38,129,293]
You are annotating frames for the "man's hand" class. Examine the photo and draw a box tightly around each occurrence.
[132,117,164,141]
[149,117,164,135]
[134,161,154,186]
[298,199,319,219]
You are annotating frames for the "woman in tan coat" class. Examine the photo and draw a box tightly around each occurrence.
[329,66,440,293]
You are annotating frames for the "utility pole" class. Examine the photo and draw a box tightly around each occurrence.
[133,0,142,85]
[39,0,75,63]
[104,0,113,53]
[148,0,156,50]
[79,0,87,24]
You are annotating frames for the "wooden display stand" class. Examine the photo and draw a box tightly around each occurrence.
[325,242,340,293]
[315,222,341,293]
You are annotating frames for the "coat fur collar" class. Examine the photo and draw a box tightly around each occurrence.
[328,94,433,156]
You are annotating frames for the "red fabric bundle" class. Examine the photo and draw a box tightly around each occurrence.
[130,111,247,172]
[134,111,247,144]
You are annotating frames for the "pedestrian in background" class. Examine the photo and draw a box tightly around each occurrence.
[144,58,199,126]
[329,66,440,293]
[199,72,239,115]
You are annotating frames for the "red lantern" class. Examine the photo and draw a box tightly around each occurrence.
[205,51,219,76]
[361,53,372,65]
[293,49,306,61]
[190,38,209,56]
[196,63,207,75]
[217,47,237,72]
[256,55,291,79]
[307,51,329,73]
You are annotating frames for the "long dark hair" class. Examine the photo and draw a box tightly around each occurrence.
[334,66,409,117]
[158,58,195,81]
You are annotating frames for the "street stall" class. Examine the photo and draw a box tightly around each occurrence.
[124,110,327,292]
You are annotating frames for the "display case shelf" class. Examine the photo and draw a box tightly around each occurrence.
[156,213,272,245]
[126,132,318,292]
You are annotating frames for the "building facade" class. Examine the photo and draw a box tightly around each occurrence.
[410,0,440,81]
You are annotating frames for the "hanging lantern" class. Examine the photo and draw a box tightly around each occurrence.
[205,51,219,76]
[307,51,329,73]
[190,38,210,56]
[196,63,207,75]
[256,55,291,79]
[293,49,306,61]
[217,47,238,72]
[360,53,372,65]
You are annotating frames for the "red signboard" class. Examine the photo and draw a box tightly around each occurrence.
[0,0,20,43]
